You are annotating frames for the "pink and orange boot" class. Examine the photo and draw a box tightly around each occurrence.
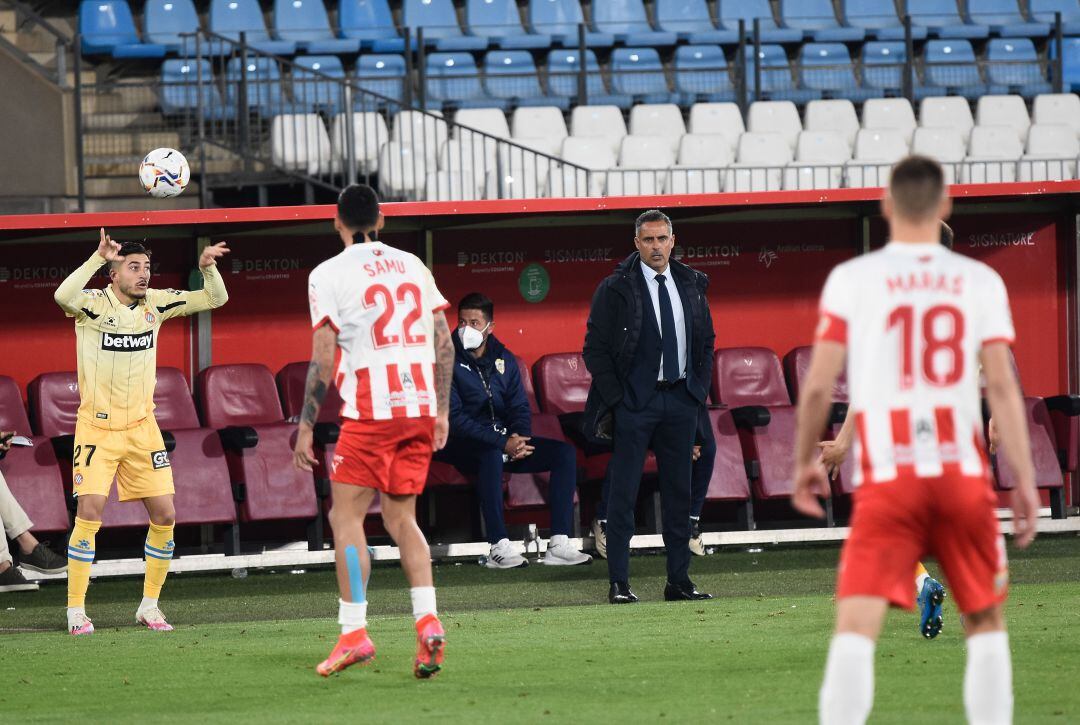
[413,614,446,679]
[316,628,376,677]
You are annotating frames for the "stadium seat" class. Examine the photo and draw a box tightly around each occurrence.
[986,39,1053,97]
[292,55,345,113]
[338,0,403,52]
[920,95,975,142]
[1049,36,1080,92]
[160,59,233,119]
[718,0,803,43]
[841,0,926,40]
[355,54,407,108]
[209,0,296,54]
[976,94,1031,142]
[546,49,633,108]
[673,45,735,103]
[963,125,1022,182]
[861,41,906,95]
[510,134,563,158]
[845,128,908,187]
[784,130,849,189]
[143,0,202,54]
[608,135,674,195]
[426,52,506,110]
[994,397,1067,517]
[698,408,754,519]
[744,44,821,104]
[688,101,745,149]
[747,100,802,151]
[454,108,511,139]
[609,48,674,104]
[484,50,565,109]
[330,110,390,174]
[799,42,878,101]
[196,364,322,547]
[968,0,1050,37]
[378,141,427,198]
[591,0,677,47]
[273,0,359,53]
[225,57,287,116]
[725,132,792,191]
[570,104,628,155]
[863,97,917,143]
[483,147,550,198]
[628,103,686,154]
[667,133,732,193]
[907,0,990,39]
[403,0,488,51]
[911,126,966,183]
[467,0,551,49]
[780,0,866,41]
[79,0,167,57]
[552,137,616,196]
[512,105,569,142]
[922,40,988,100]
[0,376,69,535]
[805,99,859,149]
[270,114,336,176]
[1018,123,1079,180]
[438,136,499,176]
[1029,0,1080,34]
[655,0,739,44]
[1032,92,1080,136]
[392,110,450,159]
[529,0,615,47]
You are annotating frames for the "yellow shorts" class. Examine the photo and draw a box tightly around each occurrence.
[72,418,175,501]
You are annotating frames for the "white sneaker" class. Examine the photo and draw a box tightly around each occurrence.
[689,519,707,556]
[136,606,174,631]
[484,539,528,569]
[67,609,94,636]
[543,535,592,566]
[591,519,607,559]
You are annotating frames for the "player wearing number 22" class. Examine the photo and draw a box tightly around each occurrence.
[53,228,230,636]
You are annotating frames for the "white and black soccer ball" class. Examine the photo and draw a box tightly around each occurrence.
[139,147,190,199]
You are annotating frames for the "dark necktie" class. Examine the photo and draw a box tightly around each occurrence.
[655,274,680,382]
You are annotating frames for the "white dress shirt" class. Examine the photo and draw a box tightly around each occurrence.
[639,260,687,380]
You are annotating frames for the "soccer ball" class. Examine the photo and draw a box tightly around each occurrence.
[139,148,190,198]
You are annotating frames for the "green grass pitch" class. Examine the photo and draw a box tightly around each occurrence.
[2,537,1077,724]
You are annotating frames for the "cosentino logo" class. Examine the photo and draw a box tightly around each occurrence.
[102,331,155,351]
[966,232,1035,248]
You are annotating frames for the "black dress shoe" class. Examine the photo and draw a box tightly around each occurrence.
[609,581,639,604]
[664,580,713,601]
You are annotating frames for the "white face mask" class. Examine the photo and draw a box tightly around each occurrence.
[459,323,489,351]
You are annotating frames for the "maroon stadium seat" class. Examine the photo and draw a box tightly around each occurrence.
[994,397,1068,518]
[0,376,69,534]
[197,364,321,548]
[700,407,754,528]
[516,355,540,414]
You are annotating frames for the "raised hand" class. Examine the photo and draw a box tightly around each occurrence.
[97,228,124,262]
[199,242,231,268]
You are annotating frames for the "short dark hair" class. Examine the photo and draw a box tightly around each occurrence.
[106,241,152,273]
[458,292,494,322]
[337,184,380,236]
[635,209,672,237]
[940,221,954,249]
[888,156,945,221]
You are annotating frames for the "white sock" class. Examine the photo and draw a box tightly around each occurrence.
[690,515,700,521]
[549,534,568,548]
[66,606,86,624]
[338,598,368,635]
[819,633,875,725]
[410,586,437,621]
[964,631,1013,725]
[915,572,929,595]
[137,596,158,613]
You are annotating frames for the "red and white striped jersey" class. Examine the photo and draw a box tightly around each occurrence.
[308,241,449,421]
[816,241,1015,485]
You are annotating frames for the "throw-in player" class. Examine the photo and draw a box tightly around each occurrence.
[54,229,229,635]
[293,185,455,679]
[792,157,1039,724]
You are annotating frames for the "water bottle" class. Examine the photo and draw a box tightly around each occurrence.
[231,567,248,579]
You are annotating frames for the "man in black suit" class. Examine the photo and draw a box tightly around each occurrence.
[582,210,715,604]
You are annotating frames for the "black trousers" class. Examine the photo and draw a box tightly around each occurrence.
[606,384,699,585]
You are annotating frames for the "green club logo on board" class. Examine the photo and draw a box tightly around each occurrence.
[518,263,550,303]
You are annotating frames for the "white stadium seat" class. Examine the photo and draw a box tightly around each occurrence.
[688,102,744,151]
[438,137,499,173]
[425,170,484,201]
[378,141,425,199]
[975,95,1030,143]
[911,127,966,183]
[570,105,628,156]
[607,135,675,196]
[511,105,569,140]
[550,136,616,197]
[725,132,792,192]
[628,104,686,154]
[666,134,733,194]
[784,131,849,190]
[805,99,859,150]
[1018,124,1080,181]
[963,126,1022,183]
[510,135,563,158]
[845,129,908,188]
[269,114,335,176]
[1032,93,1080,137]
[453,108,510,139]
[919,96,975,143]
[391,110,449,165]
[861,98,917,144]
[485,152,544,199]
[747,101,802,151]
[330,111,390,174]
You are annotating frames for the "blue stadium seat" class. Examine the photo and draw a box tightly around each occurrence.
[144,0,202,54]
[545,49,632,108]
[922,39,987,100]
[160,59,233,118]
[592,0,678,47]
[968,0,1050,37]
[718,0,803,43]
[1048,35,1080,91]
[355,54,407,107]
[986,39,1053,96]
[655,0,739,44]
[293,55,346,112]
[79,0,167,57]
[907,0,990,39]
[403,0,488,51]
[484,50,567,109]
[210,0,296,54]
[1029,0,1080,34]
[338,0,403,52]
[530,0,615,47]
[673,45,735,103]
[273,0,359,54]
[467,0,552,49]
[840,0,927,40]
[799,42,879,100]
[861,41,906,94]
[744,44,821,103]
[610,47,675,104]
[780,0,865,42]
[225,57,287,114]
[425,52,506,109]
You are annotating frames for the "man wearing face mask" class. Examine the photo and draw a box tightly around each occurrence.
[435,293,592,569]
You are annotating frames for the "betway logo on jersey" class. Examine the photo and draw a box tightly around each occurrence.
[101,331,155,351]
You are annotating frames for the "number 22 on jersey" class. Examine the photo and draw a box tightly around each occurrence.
[364,282,427,348]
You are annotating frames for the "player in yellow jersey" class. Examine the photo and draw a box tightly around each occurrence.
[53,228,229,635]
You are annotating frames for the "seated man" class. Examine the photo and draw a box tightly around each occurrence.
[435,293,591,569]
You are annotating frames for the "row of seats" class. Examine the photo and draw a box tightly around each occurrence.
[80,0,1080,60]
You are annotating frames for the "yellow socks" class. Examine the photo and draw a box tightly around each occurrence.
[143,522,175,599]
[67,517,101,608]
